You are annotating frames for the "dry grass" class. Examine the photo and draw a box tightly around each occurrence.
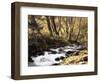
[61,50,88,65]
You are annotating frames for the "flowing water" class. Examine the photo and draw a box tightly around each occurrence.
[28,44,85,66]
